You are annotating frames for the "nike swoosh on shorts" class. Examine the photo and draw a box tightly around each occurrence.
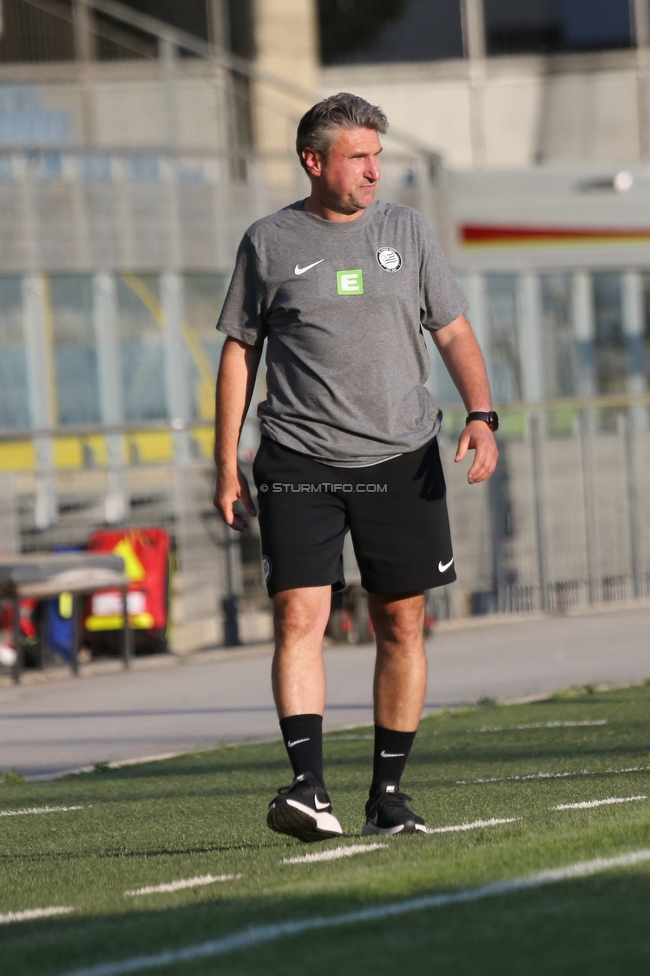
[438,557,454,573]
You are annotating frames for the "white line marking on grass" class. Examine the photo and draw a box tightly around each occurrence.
[283,844,386,864]
[0,906,74,924]
[425,817,521,834]
[61,849,650,976]
[457,765,650,785]
[476,720,608,733]
[125,875,240,897]
[0,805,83,817]
[552,795,647,810]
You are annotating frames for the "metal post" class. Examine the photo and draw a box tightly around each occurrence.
[572,271,596,396]
[111,155,135,270]
[579,409,599,604]
[208,0,230,51]
[159,37,180,151]
[12,589,22,684]
[122,587,132,667]
[161,272,191,462]
[73,0,97,148]
[634,0,650,161]
[622,270,645,391]
[37,604,47,670]
[622,270,647,429]
[461,0,486,166]
[529,411,549,611]
[63,153,90,271]
[623,408,643,598]
[16,151,38,272]
[462,0,486,59]
[73,0,96,62]
[70,595,80,676]
[222,527,241,646]
[518,272,545,401]
[161,156,183,273]
[23,275,57,530]
[94,273,127,523]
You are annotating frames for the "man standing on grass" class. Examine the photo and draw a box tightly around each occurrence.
[214,93,498,842]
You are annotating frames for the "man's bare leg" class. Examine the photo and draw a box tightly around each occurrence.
[363,592,427,834]
[271,585,331,718]
[370,592,427,730]
[266,585,343,841]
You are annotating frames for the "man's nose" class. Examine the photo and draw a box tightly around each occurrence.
[365,158,380,182]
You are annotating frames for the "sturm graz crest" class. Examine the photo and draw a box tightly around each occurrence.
[376,246,402,272]
[262,555,272,582]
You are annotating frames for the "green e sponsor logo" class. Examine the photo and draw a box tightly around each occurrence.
[336,269,364,295]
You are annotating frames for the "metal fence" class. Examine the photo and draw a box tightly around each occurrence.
[435,395,650,621]
[0,147,449,277]
[1,394,649,659]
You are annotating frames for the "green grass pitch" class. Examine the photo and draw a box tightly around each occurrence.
[2,683,650,975]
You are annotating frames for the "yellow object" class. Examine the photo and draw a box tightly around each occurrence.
[113,538,146,581]
[127,430,174,463]
[58,592,73,618]
[85,612,154,632]
[131,612,154,629]
[0,441,35,472]
[53,437,84,469]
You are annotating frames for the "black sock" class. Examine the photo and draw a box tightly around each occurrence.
[279,714,324,788]
[371,725,416,794]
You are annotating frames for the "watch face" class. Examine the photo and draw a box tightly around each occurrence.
[488,412,499,431]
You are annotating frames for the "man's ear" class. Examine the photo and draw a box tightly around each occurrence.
[302,147,322,178]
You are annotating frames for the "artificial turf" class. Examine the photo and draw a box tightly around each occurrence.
[2,683,650,975]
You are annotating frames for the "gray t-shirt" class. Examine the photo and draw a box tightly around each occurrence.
[217,200,467,466]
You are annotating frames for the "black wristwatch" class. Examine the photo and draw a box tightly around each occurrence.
[466,411,499,432]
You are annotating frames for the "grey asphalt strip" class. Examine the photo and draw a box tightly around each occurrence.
[0,606,648,779]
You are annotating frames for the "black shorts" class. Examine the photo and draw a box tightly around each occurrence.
[252,435,456,596]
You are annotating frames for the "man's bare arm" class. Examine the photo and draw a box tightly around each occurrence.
[213,336,263,530]
[432,314,498,484]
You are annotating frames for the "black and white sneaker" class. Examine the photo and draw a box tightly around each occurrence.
[362,783,426,835]
[267,772,343,843]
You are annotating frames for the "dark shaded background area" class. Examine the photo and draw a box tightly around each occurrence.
[318,0,463,65]
[0,0,637,65]
[484,0,633,56]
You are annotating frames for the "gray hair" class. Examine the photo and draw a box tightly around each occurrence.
[296,92,388,172]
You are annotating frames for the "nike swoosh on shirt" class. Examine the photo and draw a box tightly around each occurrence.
[287,738,310,748]
[294,260,324,275]
[380,750,405,758]
[438,557,454,573]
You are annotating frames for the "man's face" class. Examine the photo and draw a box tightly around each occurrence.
[304,127,382,214]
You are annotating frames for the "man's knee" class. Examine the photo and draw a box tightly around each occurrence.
[369,593,425,647]
[273,586,331,644]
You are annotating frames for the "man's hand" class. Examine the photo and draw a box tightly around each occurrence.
[214,465,257,531]
[454,421,498,484]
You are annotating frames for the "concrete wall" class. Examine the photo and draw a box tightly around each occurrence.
[252,0,319,184]
[322,49,648,169]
